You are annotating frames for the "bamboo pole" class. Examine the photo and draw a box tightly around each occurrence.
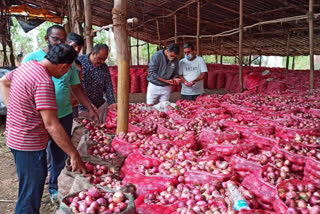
[84,0,93,53]
[156,19,161,49]
[174,15,178,44]
[259,55,262,67]
[196,0,200,55]
[113,0,130,133]
[292,56,295,70]
[239,0,244,92]
[309,0,314,89]
[215,55,218,63]
[285,32,291,73]
[136,31,139,65]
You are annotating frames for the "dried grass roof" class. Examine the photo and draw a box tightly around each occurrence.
[15,0,320,56]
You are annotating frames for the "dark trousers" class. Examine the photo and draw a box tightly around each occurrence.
[181,94,200,101]
[11,148,47,214]
[47,113,73,195]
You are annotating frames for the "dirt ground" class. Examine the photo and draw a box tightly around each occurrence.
[0,89,227,214]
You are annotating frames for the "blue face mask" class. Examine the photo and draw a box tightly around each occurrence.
[185,54,193,60]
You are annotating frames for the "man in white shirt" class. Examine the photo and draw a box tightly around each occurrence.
[179,43,208,101]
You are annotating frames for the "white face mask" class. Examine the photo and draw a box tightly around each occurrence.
[185,54,193,60]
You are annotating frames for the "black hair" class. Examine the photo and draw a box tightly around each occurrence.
[45,44,78,65]
[67,32,84,46]
[167,43,180,55]
[183,43,194,51]
[74,59,82,66]
[46,25,66,37]
[93,44,109,54]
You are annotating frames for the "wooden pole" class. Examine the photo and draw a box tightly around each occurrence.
[174,15,178,44]
[219,39,223,68]
[113,0,130,133]
[128,36,132,65]
[215,55,218,63]
[292,56,295,70]
[220,55,223,67]
[259,55,262,67]
[285,32,291,73]
[147,42,150,62]
[156,19,161,49]
[309,0,314,89]
[196,0,200,55]
[239,0,244,92]
[136,31,139,65]
[84,0,93,54]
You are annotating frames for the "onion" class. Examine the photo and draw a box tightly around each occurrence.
[78,201,88,212]
[85,196,94,206]
[113,191,125,203]
[87,186,101,198]
[310,195,320,206]
[96,197,107,206]
[310,205,320,214]
[297,200,307,208]
[286,207,299,214]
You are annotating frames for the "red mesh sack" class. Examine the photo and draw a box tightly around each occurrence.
[207,71,217,89]
[243,73,261,92]
[122,172,178,197]
[224,72,235,91]
[105,109,117,128]
[170,85,177,92]
[130,73,141,93]
[140,72,148,93]
[152,131,197,150]
[228,123,274,136]
[194,107,227,115]
[241,133,278,150]
[272,141,307,167]
[230,156,262,178]
[111,136,138,157]
[303,157,320,188]
[241,166,277,206]
[275,124,320,140]
[203,73,208,89]
[240,210,276,214]
[205,143,256,157]
[134,193,181,214]
[120,151,162,178]
[265,80,288,94]
[204,114,231,125]
[257,79,268,93]
[216,72,226,89]
[184,170,233,185]
[199,128,240,149]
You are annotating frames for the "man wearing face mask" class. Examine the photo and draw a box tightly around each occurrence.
[146,43,181,105]
[179,43,208,101]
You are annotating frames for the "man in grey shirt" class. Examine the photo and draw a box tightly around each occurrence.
[146,44,181,105]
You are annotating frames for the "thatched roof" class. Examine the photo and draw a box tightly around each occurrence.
[10,0,320,56]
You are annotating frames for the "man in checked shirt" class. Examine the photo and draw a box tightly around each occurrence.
[77,44,116,116]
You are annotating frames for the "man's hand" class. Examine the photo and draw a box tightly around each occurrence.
[185,81,195,87]
[70,152,86,174]
[108,103,117,111]
[165,79,174,85]
[88,108,99,124]
[173,78,181,86]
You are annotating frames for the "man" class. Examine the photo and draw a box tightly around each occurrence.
[22,26,98,202]
[146,43,181,105]
[179,43,208,101]
[0,44,86,214]
[77,44,115,112]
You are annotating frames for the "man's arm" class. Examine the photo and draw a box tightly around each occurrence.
[71,84,99,123]
[40,109,86,173]
[0,75,11,107]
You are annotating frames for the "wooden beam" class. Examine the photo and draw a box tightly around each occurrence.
[156,19,161,48]
[259,55,262,67]
[113,0,130,133]
[128,36,132,65]
[239,0,244,92]
[285,33,291,73]
[147,42,150,62]
[196,0,200,55]
[174,15,178,44]
[309,0,314,89]
[84,0,93,53]
[292,56,295,70]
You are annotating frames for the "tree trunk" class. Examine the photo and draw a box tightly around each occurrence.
[113,0,130,133]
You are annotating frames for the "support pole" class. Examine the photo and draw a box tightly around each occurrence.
[128,36,132,65]
[174,15,178,44]
[239,0,244,92]
[156,19,161,49]
[259,55,262,67]
[113,0,130,133]
[292,56,295,70]
[84,0,93,53]
[136,31,139,65]
[219,39,223,68]
[285,32,291,73]
[309,0,314,89]
[196,0,200,55]
[147,42,150,62]
[215,55,218,63]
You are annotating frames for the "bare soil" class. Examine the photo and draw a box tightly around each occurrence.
[0,89,227,213]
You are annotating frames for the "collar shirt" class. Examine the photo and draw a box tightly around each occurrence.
[77,54,115,110]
